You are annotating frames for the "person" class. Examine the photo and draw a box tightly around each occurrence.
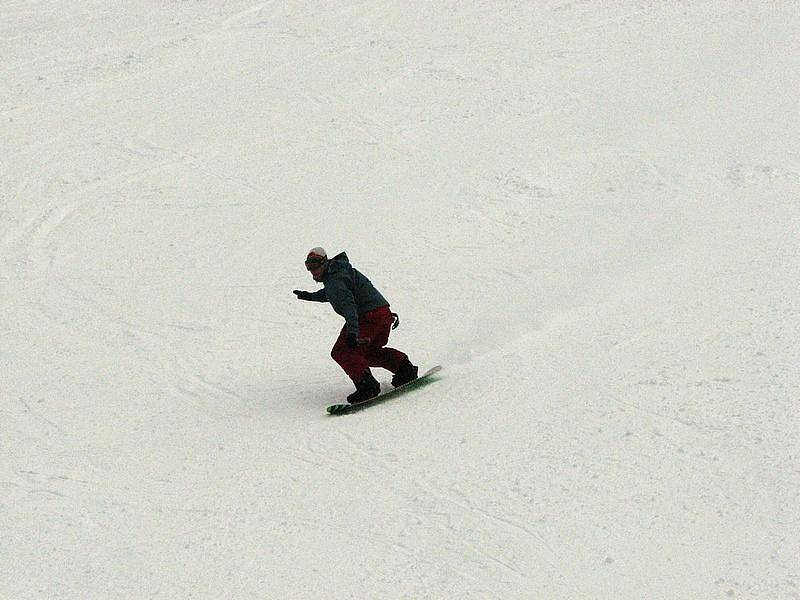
[293,247,418,403]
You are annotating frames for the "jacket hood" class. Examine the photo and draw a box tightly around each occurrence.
[325,251,350,274]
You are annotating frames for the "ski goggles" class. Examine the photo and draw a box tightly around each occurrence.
[305,257,326,271]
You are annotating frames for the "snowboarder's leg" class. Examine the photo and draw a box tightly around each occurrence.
[357,306,405,371]
[359,306,418,385]
[365,346,407,372]
[330,326,369,382]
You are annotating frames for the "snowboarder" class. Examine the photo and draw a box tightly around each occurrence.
[293,247,418,404]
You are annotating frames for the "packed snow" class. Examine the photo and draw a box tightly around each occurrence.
[2,2,799,598]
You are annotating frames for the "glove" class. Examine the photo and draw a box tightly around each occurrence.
[293,290,313,301]
[346,331,359,348]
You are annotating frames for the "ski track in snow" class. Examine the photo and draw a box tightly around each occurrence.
[3,1,800,599]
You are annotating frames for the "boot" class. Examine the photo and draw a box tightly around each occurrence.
[347,369,380,404]
[391,357,418,388]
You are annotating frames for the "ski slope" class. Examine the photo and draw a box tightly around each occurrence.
[2,2,799,598]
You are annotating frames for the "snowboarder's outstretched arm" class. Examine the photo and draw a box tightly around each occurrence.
[293,289,328,302]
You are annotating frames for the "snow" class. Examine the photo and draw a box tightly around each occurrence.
[2,1,799,598]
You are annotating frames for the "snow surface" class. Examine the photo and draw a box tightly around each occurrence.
[2,2,799,598]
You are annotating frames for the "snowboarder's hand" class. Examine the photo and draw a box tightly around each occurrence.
[346,331,359,348]
[293,290,313,301]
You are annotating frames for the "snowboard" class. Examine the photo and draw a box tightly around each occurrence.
[326,365,442,415]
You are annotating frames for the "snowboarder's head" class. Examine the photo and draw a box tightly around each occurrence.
[305,247,328,282]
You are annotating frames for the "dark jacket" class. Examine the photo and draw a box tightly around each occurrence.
[306,252,389,335]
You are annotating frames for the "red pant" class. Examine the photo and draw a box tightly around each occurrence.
[331,305,407,382]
